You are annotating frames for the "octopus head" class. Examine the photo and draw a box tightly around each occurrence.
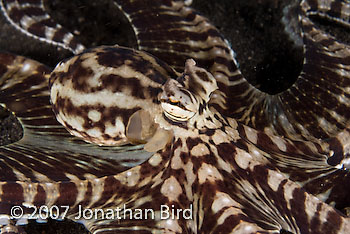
[159,59,218,123]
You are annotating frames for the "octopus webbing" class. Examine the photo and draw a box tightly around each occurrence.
[0,0,350,233]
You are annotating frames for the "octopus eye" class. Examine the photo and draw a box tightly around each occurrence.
[160,80,198,122]
[161,101,196,121]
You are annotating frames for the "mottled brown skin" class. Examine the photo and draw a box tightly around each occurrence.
[0,0,350,234]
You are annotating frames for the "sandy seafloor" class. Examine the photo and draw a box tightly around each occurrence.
[0,0,347,233]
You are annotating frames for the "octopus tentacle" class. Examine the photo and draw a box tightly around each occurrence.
[0,0,85,54]
[0,0,349,233]
[237,122,350,212]
[302,0,350,27]
[214,0,350,143]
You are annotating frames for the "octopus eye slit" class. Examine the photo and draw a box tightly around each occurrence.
[169,98,180,104]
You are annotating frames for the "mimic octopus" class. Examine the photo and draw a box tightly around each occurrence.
[0,0,350,233]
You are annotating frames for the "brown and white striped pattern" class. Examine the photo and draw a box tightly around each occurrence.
[222,0,350,144]
[0,0,85,53]
[0,0,350,233]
